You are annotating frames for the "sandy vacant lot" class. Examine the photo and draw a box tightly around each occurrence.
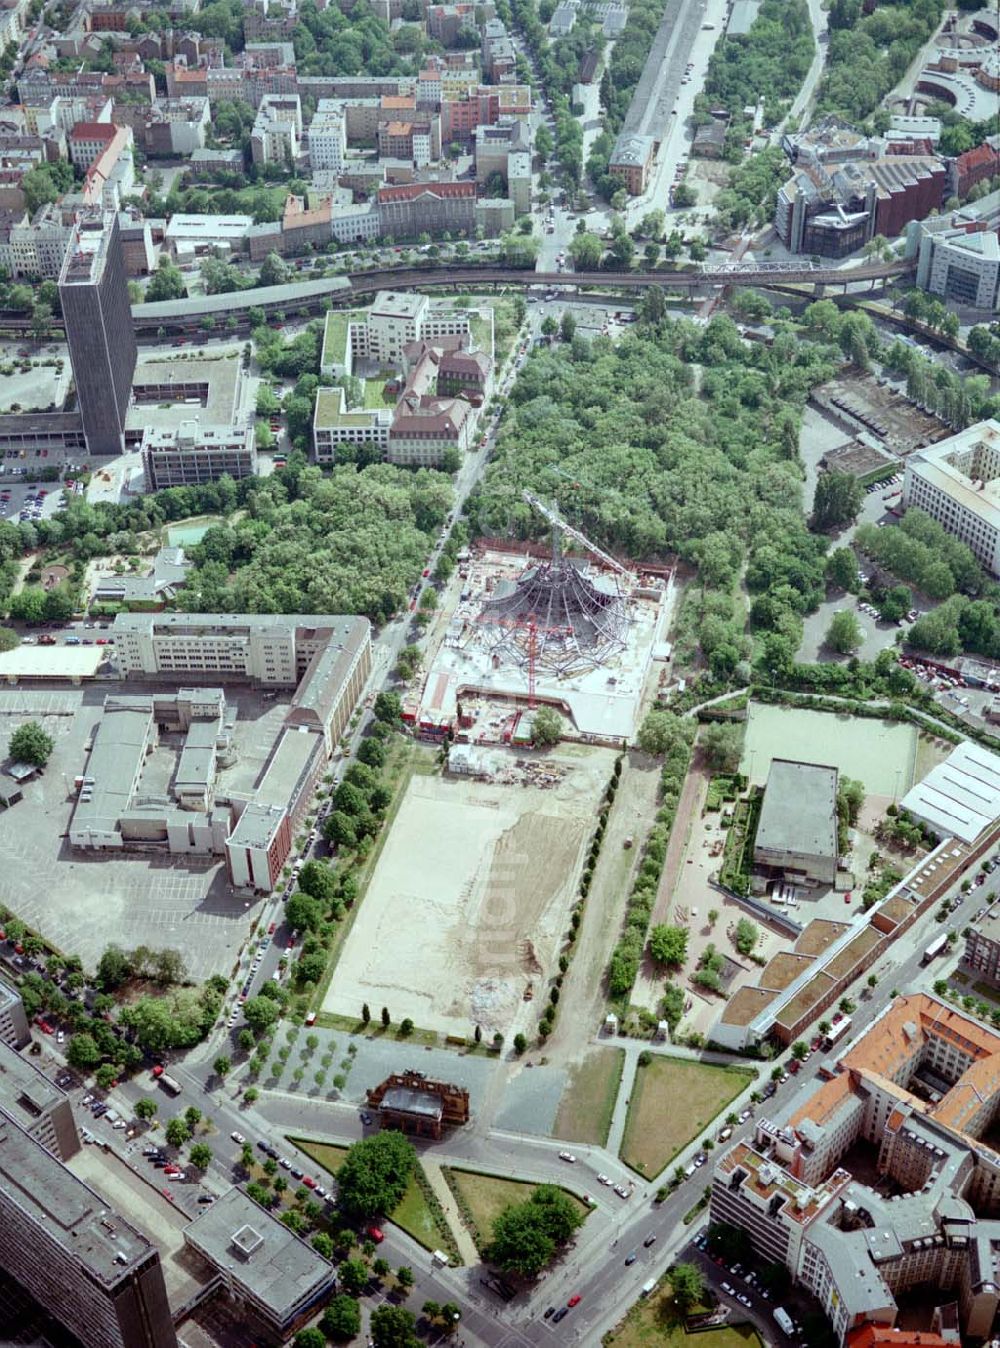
[324,746,615,1037]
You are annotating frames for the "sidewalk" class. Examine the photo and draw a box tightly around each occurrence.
[605,1053,638,1158]
[422,1157,480,1266]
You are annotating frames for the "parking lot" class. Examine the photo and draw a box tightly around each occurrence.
[0,683,288,979]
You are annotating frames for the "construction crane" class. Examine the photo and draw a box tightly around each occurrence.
[522,489,629,577]
[472,610,572,708]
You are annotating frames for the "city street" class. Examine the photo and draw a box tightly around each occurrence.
[621,0,729,228]
[36,804,998,1347]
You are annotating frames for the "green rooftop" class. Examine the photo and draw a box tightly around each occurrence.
[321,310,360,371]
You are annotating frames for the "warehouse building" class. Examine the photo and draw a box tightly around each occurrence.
[70,615,373,892]
[753,758,839,890]
[899,740,1000,845]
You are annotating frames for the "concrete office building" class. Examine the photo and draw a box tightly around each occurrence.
[58,210,137,455]
[312,386,392,463]
[141,420,258,490]
[183,1187,335,1342]
[711,995,1000,1343]
[0,1112,176,1348]
[0,976,29,1049]
[321,290,474,377]
[903,421,1000,576]
[0,1038,79,1160]
[753,758,839,890]
[908,190,1000,312]
[99,614,372,892]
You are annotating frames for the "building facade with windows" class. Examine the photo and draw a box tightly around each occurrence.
[58,210,137,455]
[909,191,1000,312]
[141,420,258,490]
[711,995,1000,1343]
[0,1038,79,1160]
[0,976,29,1049]
[903,421,1000,576]
[0,1112,176,1348]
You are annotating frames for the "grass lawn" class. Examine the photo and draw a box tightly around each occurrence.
[363,377,394,409]
[620,1056,752,1178]
[443,1169,590,1252]
[553,1047,625,1146]
[604,1282,762,1348]
[293,1139,458,1258]
[291,1139,348,1177]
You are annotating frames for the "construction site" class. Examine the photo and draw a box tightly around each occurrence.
[404,493,671,746]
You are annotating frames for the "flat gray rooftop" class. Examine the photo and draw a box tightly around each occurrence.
[382,1086,443,1119]
[183,1187,333,1316]
[0,1038,63,1126]
[0,1113,155,1286]
[756,758,838,860]
[126,351,245,434]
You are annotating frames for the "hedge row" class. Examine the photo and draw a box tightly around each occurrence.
[606,734,693,1000]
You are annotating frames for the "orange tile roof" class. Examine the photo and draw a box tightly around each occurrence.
[848,1327,949,1348]
[789,1069,855,1130]
[801,994,1000,1153]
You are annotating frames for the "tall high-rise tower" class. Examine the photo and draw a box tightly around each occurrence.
[58,211,137,455]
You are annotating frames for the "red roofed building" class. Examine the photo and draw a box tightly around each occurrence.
[951,140,1000,200]
[848,1329,952,1348]
[67,120,115,170]
[376,180,475,238]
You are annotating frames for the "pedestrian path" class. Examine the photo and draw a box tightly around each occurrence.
[605,1052,639,1160]
[422,1157,480,1266]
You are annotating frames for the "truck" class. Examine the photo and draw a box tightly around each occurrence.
[431,1250,450,1268]
[922,933,948,965]
[158,1073,182,1096]
[822,1018,852,1051]
[773,1308,794,1335]
[640,1278,657,1297]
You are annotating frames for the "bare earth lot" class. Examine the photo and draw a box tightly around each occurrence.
[0,684,289,978]
[322,746,616,1038]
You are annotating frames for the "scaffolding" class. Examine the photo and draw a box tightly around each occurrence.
[477,559,630,677]
[474,492,633,677]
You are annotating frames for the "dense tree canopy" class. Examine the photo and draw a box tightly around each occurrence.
[817,0,945,124]
[470,314,837,672]
[336,1131,416,1219]
[487,1184,584,1276]
[8,720,53,767]
[698,0,813,129]
[856,508,984,601]
[812,472,863,532]
[175,462,451,621]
